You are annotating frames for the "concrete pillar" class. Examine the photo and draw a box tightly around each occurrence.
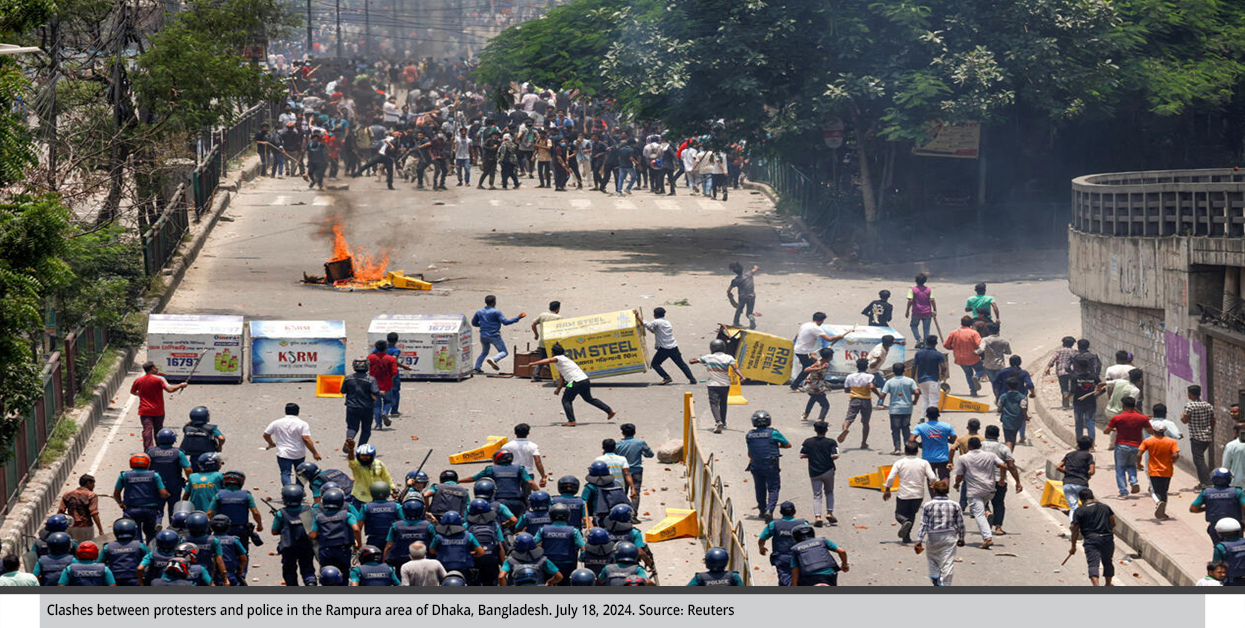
[1225,266,1240,312]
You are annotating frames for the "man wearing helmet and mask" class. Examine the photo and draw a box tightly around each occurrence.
[1191,468,1245,545]
[346,442,396,511]
[102,518,150,586]
[688,547,743,586]
[130,361,187,451]
[690,339,745,434]
[269,484,317,586]
[341,358,381,447]
[745,410,791,523]
[425,470,471,520]
[182,406,225,473]
[400,470,430,504]
[145,428,191,522]
[112,453,170,544]
[349,545,401,586]
[463,449,540,518]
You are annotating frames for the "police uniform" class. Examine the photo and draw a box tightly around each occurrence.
[502,550,560,585]
[1214,536,1245,586]
[581,481,629,526]
[535,523,585,585]
[385,519,433,569]
[746,426,790,514]
[427,481,470,518]
[551,493,587,530]
[33,553,75,587]
[210,487,258,550]
[430,527,481,578]
[349,562,400,586]
[58,560,116,586]
[517,508,552,539]
[1194,486,1245,545]
[360,499,401,549]
[115,469,166,543]
[185,533,224,582]
[758,516,808,586]
[152,574,196,586]
[147,445,190,521]
[271,504,317,586]
[474,463,533,517]
[313,507,358,573]
[141,550,213,586]
[214,533,248,585]
[580,540,615,577]
[597,562,647,586]
[687,570,743,586]
[309,469,354,501]
[467,510,505,586]
[102,539,151,586]
[182,422,222,472]
[789,537,841,586]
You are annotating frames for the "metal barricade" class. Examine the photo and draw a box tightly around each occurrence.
[141,183,191,275]
[682,392,754,584]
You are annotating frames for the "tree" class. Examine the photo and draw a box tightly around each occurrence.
[0,0,54,188]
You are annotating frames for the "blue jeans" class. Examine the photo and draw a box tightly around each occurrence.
[750,461,781,513]
[345,407,372,444]
[274,152,287,175]
[456,158,471,184]
[278,456,304,487]
[1073,407,1096,444]
[383,378,400,414]
[475,336,509,370]
[702,174,713,195]
[910,317,932,343]
[960,364,980,394]
[616,167,636,193]
[1063,483,1086,520]
[1113,445,1139,495]
[373,397,385,428]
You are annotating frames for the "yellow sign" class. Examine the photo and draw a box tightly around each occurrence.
[912,122,980,159]
[542,310,648,379]
[721,326,794,385]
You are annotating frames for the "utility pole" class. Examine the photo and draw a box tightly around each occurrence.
[391,0,398,58]
[306,0,312,55]
[335,0,342,58]
[364,0,371,59]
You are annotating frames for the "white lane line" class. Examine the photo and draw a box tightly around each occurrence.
[489,199,501,207]
[570,199,592,208]
[270,195,289,205]
[656,200,679,211]
[614,200,637,210]
[87,393,138,475]
[312,196,332,206]
[698,199,723,211]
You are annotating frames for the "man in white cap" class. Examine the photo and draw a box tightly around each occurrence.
[1138,418,1180,519]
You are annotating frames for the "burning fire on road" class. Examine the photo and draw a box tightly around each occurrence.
[303,219,434,291]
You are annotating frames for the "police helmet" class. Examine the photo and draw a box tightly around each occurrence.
[513,533,537,552]
[528,491,551,511]
[549,503,571,522]
[174,542,199,559]
[281,483,306,506]
[569,568,597,586]
[468,498,492,516]
[358,545,383,564]
[170,510,190,530]
[440,511,464,527]
[197,452,220,472]
[355,444,376,464]
[614,542,640,564]
[1215,518,1243,535]
[370,480,392,501]
[1212,468,1233,488]
[624,575,646,586]
[493,449,514,465]
[45,514,69,532]
[440,470,459,483]
[295,461,320,481]
[474,478,496,499]
[705,547,729,571]
[75,541,100,561]
[792,524,816,542]
[557,475,580,494]
[607,504,634,524]
[320,565,345,585]
[352,359,369,373]
[112,518,138,541]
[210,514,232,533]
[441,572,468,586]
[222,470,246,487]
[751,410,772,428]
[586,528,610,545]
[709,339,726,354]
[513,566,541,586]
[406,469,429,485]
[155,428,178,446]
[401,499,426,521]
[46,532,73,555]
[164,558,191,580]
[322,488,346,510]
[186,512,210,536]
[189,406,210,423]
[321,482,341,492]
[779,501,796,517]
[154,529,181,552]
[588,461,611,478]
[129,453,151,469]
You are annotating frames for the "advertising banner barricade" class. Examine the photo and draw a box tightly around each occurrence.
[366,314,473,381]
[541,310,648,379]
[146,314,244,383]
[249,320,347,382]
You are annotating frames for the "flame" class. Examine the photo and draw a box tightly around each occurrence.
[327,221,390,283]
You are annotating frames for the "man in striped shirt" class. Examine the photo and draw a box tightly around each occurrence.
[690,340,744,434]
[913,480,965,586]
[1182,384,1216,489]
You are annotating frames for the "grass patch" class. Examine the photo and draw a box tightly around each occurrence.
[38,414,81,467]
[73,346,121,407]
[669,298,691,306]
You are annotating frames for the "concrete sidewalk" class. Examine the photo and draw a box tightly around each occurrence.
[1030,362,1214,586]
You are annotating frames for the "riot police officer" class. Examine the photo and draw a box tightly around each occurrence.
[102,518,150,586]
[208,470,264,551]
[184,453,224,512]
[426,470,471,520]
[269,484,317,586]
[569,568,597,586]
[601,504,655,572]
[31,514,73,558]
[687,547,743,586]
[137,529,183,585]
[472,478,520,529]
[598,542,650,586]
[579,528,615,577]
[58,542,116,586]
[466,498,507,585]
[745,411,791,522]
[349,546,401,585]
[384,499,433,571]
[535,503,584,585]
[210,514,249,585]
[1213,518,1245,586]
[582,461,629,527]
[182,406,225,472]
[511,566,542,586]
[112,453,170,543]
[400,470,430,504]
[758,501,809,586]
[789,524,849,586]
[517,491,553,538]
[464,450,540,517]
[429,511,485,584]
[33,532,75,586]
[1191,468,1245,545]
[151,558,196,586]
[147,428,192,522]
[500,532,562,585]
[360,481,401,549]
[172,542,214,585]
[185,512,229,585]
[440,571,468,586]
[296,461,354,504]
[319,565,345,586]
[553,475,590,530]
[311,487,361,574]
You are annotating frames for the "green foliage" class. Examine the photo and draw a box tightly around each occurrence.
[57,225,146,343]
[0,63,35,188]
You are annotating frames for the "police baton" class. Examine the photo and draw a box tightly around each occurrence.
[259,498,281,516]
[413,449,434,477]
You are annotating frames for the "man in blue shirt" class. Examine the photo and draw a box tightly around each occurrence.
[879,364,920,455]
[614,424,655,512]
[992,355,1036,444]
[910,408,958,482]
[471,294,526,374]
[913,335,947,419]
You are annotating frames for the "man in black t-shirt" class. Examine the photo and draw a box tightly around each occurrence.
[799,421,840,527]
[1068,488,1115,586]
[728,262,759,329]
[1070,357,1102,447]
[1057,435,1095,519]
[862,290,894,327]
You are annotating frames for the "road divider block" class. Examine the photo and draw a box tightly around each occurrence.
[315,374,344,398]
[644,508,698,543]
[849,465,897,491]
[449,436,508,464]
[938,390,991,413]
[1040,479,1068,509]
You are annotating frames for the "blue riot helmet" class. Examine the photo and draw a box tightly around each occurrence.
[569,569,597,586]
[513,533,537,552]
[321,488,346,510]
[155,429,178,446]
[614,542,639,564]
[112,518,138,541]
[528,491,551,511]
[705,547,729,571]
[473,478,496,500]
[186,512,210,536]
[401,499,426,521]
[320,566,344,585]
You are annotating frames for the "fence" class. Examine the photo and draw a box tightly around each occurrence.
[746,158,855,243]
[681,391,754,584]
[141,183,191,276]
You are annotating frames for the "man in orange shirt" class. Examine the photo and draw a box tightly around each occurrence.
[943,316,983,397]
[1138,419,1180,519]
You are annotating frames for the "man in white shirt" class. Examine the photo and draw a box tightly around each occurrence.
[953,437,1005,549]
[453,127,473,187]
[399,542,446,586]
[500,423,546,487]
[529,300,562,381]
[883,442,937,544]
[690,339,746,433]
[262,403,322,487]
[790,312,846,391]
[382,97,400,128]
[682,143,700,193]
[529,344,616,427]
[636,307,697,386]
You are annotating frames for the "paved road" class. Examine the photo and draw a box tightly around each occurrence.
[53,167,1163,586]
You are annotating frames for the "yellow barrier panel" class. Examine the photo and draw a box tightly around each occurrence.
[682,391,754,584]
[383,270,432,290]
[727,371,748,405]
[449,436,508,464]
[937,389,992,413]
[1040,479,1069,509]
[315,374,345,398]
[849,465,898,490]
[644,508,699,543]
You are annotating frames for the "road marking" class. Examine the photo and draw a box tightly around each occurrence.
[570,199,592,208]
[489,199,501,207]
[87,392,138,475]
[312,196,332,206]
[270,195,288,205]
[656,200,679,211]
[698,199,723,211]
[614,200,637,210]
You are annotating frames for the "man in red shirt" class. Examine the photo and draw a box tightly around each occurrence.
[130,361,187,450]
[1103,396,1150,497]
[943,316,983,397]
[368,340,399,430]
